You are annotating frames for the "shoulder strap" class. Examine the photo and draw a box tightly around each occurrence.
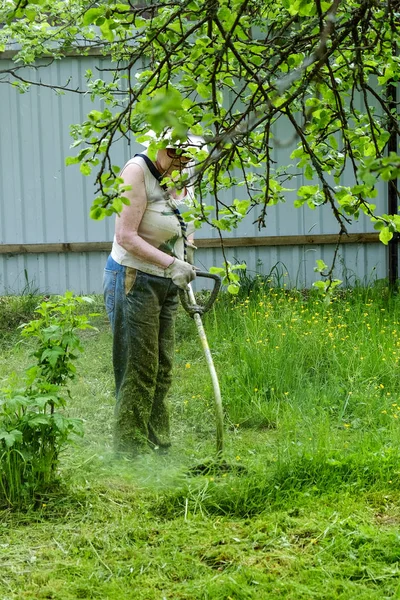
[135,153,166,188]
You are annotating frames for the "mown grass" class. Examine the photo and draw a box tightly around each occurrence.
[1,284,400,599]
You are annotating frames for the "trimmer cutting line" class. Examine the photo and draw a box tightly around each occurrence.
[179,272,245,475]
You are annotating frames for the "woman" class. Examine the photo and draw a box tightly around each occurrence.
[103,132,205,456]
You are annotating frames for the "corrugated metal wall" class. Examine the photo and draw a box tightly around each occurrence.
[0,55,390,295]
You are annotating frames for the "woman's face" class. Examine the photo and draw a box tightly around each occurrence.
[156,148,192,174]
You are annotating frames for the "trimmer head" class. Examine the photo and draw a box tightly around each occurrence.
[188,458,247,476]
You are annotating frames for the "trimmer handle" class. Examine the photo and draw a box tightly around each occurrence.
[179,271,221,317]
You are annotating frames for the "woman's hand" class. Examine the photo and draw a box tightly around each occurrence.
[166,259,197,289]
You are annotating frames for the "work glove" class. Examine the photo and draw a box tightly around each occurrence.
[166,258,197,289]
[186,241,197,265]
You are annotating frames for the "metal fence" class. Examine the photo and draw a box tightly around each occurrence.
[0,54,391,295]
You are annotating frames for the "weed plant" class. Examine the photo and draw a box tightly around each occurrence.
[0,293,96,508]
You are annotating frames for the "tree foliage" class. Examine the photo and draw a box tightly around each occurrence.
[1,0,399,283]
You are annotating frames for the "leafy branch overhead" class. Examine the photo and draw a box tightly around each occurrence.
[1,0,399,253]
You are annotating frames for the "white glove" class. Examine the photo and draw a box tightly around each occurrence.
[166,258,197,289]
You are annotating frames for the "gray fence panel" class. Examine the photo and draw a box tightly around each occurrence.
[0,55,394,294]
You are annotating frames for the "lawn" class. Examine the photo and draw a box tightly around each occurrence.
[1,281,400,599]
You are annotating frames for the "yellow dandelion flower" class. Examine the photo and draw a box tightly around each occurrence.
[185,363,191,369]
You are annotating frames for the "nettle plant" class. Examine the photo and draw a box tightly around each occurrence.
[0,293,96,508]
[1,0,399,291]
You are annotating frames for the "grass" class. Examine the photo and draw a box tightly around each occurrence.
[2,284,400,598]
[0,293,41,348]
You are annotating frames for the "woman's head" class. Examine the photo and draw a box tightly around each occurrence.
[156,147,192,174]
[139,129,207,175]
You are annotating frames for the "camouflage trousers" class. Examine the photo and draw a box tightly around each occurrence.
[103,255,179,455]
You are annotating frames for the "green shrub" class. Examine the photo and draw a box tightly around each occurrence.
[0,386,83,507]
[0,292,96,508]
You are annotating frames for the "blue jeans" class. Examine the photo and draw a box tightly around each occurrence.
[103,255,179,454]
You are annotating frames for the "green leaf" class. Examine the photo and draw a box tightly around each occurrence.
[90,207,106,220]
[233,199,250,215]
[196,83,210,99]
[100,20,115,42]
[83,8,103,26]
[304,163,314,180]
[314,259,328,273]
[0,430,23,448]
[65,156,79,166]
[217,6,232,22]
[80,163,92,176]
[209,267,226,276]
[227,284,240,295]
[27,415,51,427]
[313,280,327,290]
[298,185,319,197]
[112,197,123,213]
[379,227,393,245]
[373,221,384,231]
[25,8,36,21]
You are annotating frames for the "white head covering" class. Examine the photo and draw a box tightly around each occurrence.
[138,129,208,152]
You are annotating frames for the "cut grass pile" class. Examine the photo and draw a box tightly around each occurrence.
[1,285,400,599]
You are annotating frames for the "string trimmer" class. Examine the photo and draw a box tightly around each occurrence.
[179,272,245,475]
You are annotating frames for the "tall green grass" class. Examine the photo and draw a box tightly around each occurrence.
[204,283,400,427]
[167,281,400,518]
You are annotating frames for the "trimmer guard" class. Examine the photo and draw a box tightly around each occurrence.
[179,271,221,317]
